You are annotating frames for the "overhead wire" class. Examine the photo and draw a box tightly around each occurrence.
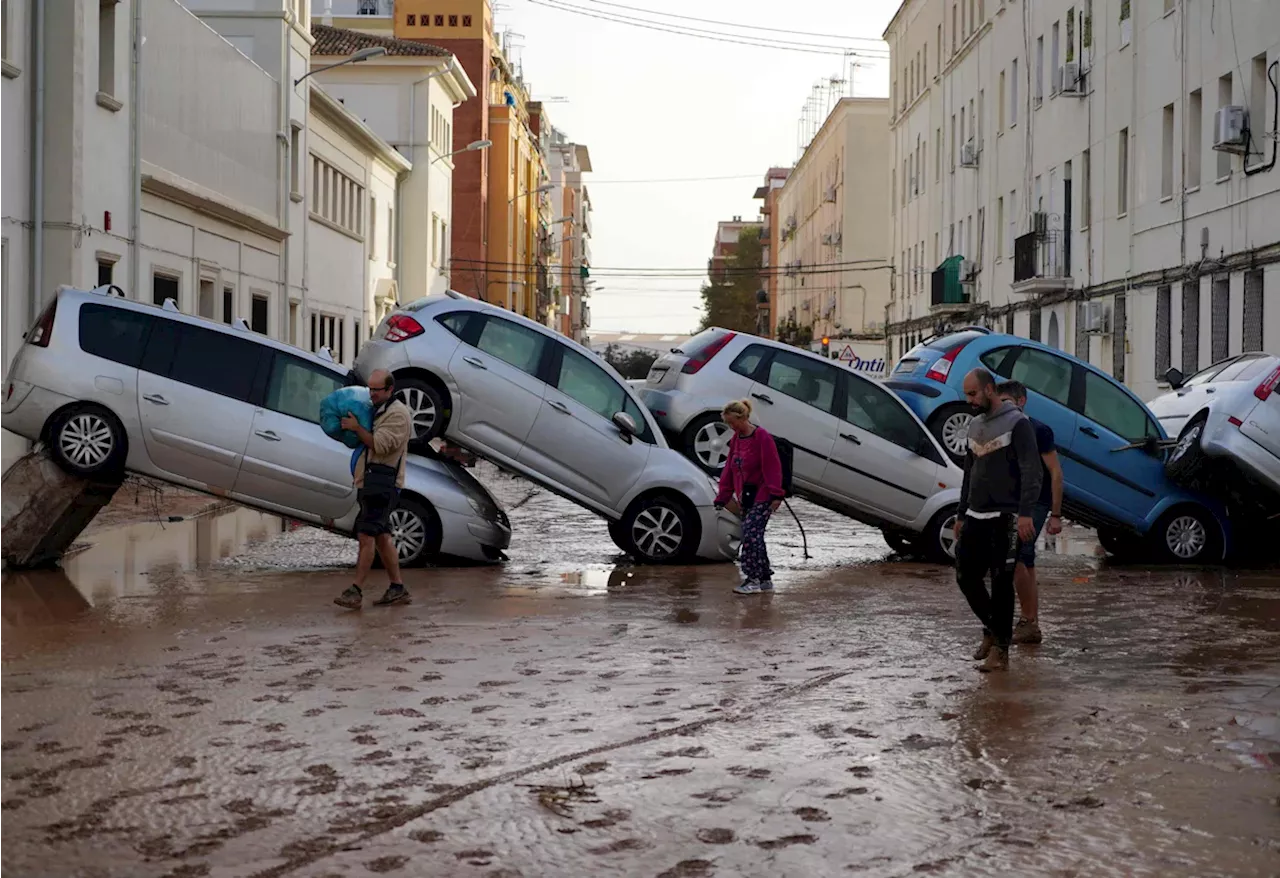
[581,0,890,43]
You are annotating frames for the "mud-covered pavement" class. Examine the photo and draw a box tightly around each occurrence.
[3,468,1279,877]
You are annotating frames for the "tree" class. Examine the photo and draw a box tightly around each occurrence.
[601,343,658,380]
[698,227,763,333]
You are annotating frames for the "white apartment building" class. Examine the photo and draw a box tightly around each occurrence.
[885,0,1280,402]
[775,98,894,343]
[306,22,476,303]
[547,129,593,342]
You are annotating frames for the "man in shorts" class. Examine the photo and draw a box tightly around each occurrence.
[997,380,1064,644]
[334,370,413,609]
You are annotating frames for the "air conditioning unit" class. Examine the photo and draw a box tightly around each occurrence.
[821,233,833,245]
[1085,300,1111,333]
[823,185,837,203]
[1213,106,1249,154]
[959,140,978,168]
[960,258,977,280]
[1060,62,1085,96]
[833,232,843,248]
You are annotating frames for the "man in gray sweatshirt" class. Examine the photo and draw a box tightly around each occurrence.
[954,368,1043,672]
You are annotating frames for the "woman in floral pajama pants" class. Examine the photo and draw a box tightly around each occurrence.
[713,399,784,596]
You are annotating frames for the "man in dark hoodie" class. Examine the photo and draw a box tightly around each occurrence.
[953,367,1043,672]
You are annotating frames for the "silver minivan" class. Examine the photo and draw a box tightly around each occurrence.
[637,328,964,561]
[2,286,511,566]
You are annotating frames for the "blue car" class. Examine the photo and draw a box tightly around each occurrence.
[885,328,1231,564]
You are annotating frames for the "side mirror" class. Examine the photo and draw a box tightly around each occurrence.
[1164,367,1185,389]
[612,411,638,438]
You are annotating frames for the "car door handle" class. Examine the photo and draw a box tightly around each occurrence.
[255,430,281,442]
[1079,426,1099,438]
[751,392,774,404]
[548,400,571,415]
[1204,387,1216,394]
[462,356,487,370]
[142,394,169,405]
[840,432,862,445]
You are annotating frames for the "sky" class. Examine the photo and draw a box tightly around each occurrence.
[494,0,899,334]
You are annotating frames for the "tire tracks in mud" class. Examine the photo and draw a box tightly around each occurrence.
[250,669,852,877]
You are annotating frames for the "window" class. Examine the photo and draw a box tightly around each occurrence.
[554,348,624,421]
[98,0,116,99]
[265,355,344,423]
[844,376,931,456]
[96,259,114,288]
[730,344,769,380]
[935,127,942,179]
[950,115,956,171]
[153,272,179,307]
[763,350,839,415]
[1008,347,1073,405]
[996,197,1004,258]
[1117,127,1129,214]
[1163,0,1175,13]
[251,293,269,334]
[1161,104,1175,198]
[1082,371,1155,440]
[1243,269,1264,352]
[1251,54,1269,168]
[223,286,234,325]
[406,13,416,25]
[2,0,11,65]
[1181,281,1200,373]
[1188,89,1203,188]
[310,156,364,236]
[290,125,302,198]
[998,70,1006,131]
[434,311,476,340]
[1155,285,1171,376]
[1081,148,1092,227]
[977,90,984,147]
[387,206,395,262]
[431,214,441,266]
[976,207,984,263]
[448,14,457,26]
[1211,275,1230,362]
[1051,21,1060,93]
[923,43,928,81]
[1011,58,1019,124]
[1083,0,1093,47]
[1035,36,1044,104]
[369,195,377,259]
[979,346,1017,375]
[168,324,262,402]
[463,14,472,27]
[435,15,444,26]
[1008,189,1017,257]
[1218,74,1233,178]
[475,316,547,375]
[78,304,153,368]
[951,4,957,53]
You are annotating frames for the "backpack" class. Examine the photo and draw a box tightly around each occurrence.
[772,435,795,499]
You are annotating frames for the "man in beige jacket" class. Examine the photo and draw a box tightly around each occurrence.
[334,369,413,608]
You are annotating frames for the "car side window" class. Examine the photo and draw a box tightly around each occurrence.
[1213,355,1265,382]
[978,345,1017,376]
[844,375,933,457]
[1008,348,1073,405]
[555,348,656,443]
[265,355,345,424]
[1082,371,1158,440]
[474,316,546,376]
[763,350,839,415]
[436,311,475,340]
[166,324,263,402]
[730,344,769,380]
[78,304,155,368]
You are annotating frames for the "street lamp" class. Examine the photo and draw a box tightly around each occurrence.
[295,46,387,87]
[430,139,491,164]
[509,182,554,204]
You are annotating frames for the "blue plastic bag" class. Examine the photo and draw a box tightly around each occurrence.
[320,386,374,449]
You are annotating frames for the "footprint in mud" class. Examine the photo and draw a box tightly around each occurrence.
[160,864,211,878]
[847,766,873,778]
[656,860,714,878]
[577,761,610,775]
[409,829,445,844]
[755,834,817,850]
[589,838,647,854]
[691,787,740,804]
[365,855,410,873]
[641,768,693,779]
[794,807,830,822]
[727,766,771,779]
[376,708,425,718]
[517,669,541,676]
[824,787,869,799]
[901,734,948,751]
[581,809,631,829]
[454,849,495,865]
[844,727,877,738]
[695,828,735,844]
[965,778,1004,791]
[659,746,709,759]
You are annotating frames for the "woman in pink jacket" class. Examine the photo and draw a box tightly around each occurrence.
[714,399,784,595]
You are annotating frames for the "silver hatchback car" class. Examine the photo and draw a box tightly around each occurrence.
[637,328,965,561]
[353,293,741,565]
[2,286,511,566]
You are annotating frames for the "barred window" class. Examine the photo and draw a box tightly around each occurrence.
[1029,307,1042,342]
[1181,281,1200,374]
[1243,269,1264,352]
[310,156,364,237]
[1211,276,1230,362]
[1112,293,1126,382]
[1155,284,1171,377]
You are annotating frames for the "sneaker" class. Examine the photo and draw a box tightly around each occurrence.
[1012,618,1043,645]
[373,583,411,606]
[977,646,1009,673]
[334,585,363,610]
[756,579,775,592]
[972,632,995,660]
[734,581,763,595]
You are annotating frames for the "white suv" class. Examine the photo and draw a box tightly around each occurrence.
[352,293,741,565]
[637,328,964,561]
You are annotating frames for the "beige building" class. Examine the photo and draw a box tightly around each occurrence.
[775,98,893,345]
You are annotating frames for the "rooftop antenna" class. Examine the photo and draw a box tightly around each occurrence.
[846,52,871,97]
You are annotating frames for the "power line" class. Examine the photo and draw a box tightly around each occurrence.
[453,257,890,271]
[582,0,891,43]
[525,0,872,56]
[584,173,763,184]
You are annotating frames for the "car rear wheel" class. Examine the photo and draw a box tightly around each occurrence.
[620,495,699,564]
[1097,526,1141,561]
[388,496,442,567]
[1165,413,1210,487]
[1149,506,1222,565]
[47,404,127,478]
[917,506,960,564]
[398,377,448,441]
[881,529,916,556]
[929,405,973,465]
[682,412,732,475]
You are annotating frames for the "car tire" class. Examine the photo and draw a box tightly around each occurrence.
[881,529,916,556]
[917,505,960,564]
[388,496,442,568]
[928,405,973,465]
[681,412,733,475]
[1149,505,1222,565]
[46,404,128,479]
[397,377,449,442]
[620,495,699,564]
[1165,413,1210,487]
[607,519,631,555]
[1097,526,1141,561]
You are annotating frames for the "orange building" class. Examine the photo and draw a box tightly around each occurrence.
[754,167,791,336]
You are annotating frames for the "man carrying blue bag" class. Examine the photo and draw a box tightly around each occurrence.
[324,370,414,609]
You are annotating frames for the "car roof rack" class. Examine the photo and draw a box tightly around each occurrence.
[231,317,251,332]
[161,297,181,312]
[317,346,335,362]
[90,284,126,298]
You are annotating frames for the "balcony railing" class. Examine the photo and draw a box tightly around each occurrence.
[1012,229,1073,295]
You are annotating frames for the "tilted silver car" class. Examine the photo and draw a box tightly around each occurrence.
[352,292,741,565]
[2,286,511,566]
[636,328,965,562]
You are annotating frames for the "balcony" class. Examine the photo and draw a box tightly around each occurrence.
[1011,229,1074,296]
[930,255,972,313]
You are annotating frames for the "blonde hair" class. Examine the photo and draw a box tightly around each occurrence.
[722,398,753,420]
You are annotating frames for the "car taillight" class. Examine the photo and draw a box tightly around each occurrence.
[924,342,966,383]
[1254,365,1280,401]
[26,299,57,348]
[384,314,424,343]
[680,332,736,375]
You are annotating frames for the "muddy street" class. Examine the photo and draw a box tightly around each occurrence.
[3,469,1279,877]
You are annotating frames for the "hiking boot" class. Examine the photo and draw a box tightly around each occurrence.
[334,585,363,610]
[734,581,763,595]
[1012,617,1043,645]
[972,632,995,660]
[373,583,411,606]
[977,646,1009,673]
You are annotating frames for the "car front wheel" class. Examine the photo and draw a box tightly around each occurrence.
[1150,506,1222,565]
[47,404,127,478]
[929,405,973,465]
[1165,413,1210,487]
[917,506,960,564]
[881,529,916,556]
[620,496,699,564]
[388,496,442,567]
